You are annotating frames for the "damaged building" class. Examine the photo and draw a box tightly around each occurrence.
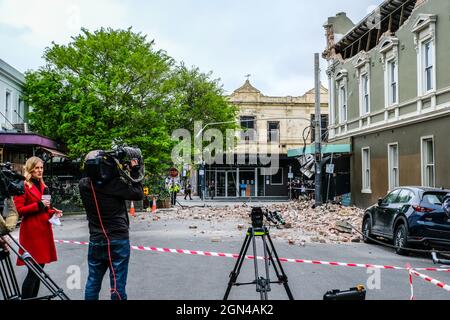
[323,0,450,208]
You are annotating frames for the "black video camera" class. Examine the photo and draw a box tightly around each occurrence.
[104,146,143,169]
[250,207,265,229]
[0,163,25,201]
[265,210,286,226]
[84,146,144,186]
[250,207,286,229]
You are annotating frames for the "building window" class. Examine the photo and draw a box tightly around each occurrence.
[17,98,23,124]
[360,73,370,115]
[421,136,435,187]
[388,143,399,190]
[270,168,283,185]
[240,116,256,142]
[412,14,437,97]
[362,147,371,193]
[339,85,347,123]
[267,121,280,143]
[423,41,434,93]
[5,91,11,121]
[388,61,398,105]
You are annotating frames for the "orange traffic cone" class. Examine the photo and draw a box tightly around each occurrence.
[152,197,157,214]
[130,201,136,217]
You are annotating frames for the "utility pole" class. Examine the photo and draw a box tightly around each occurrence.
[314,53,323,206]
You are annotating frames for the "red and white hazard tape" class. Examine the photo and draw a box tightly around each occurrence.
[406,264,415,300]
[53,239,444,273]
[410,269,450,293]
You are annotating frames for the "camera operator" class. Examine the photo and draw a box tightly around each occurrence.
[79,150,144,301]
[13,157,63,299]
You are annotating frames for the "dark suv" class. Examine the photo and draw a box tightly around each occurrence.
[362,187,450,255]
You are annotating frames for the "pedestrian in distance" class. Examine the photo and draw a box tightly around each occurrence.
[184,183,193,201]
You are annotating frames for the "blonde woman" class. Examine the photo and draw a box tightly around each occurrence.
[13,157,63,299]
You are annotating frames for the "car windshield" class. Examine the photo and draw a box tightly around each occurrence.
[422,193,447,205]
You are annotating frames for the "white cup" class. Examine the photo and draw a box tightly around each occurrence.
[42,195,51,203]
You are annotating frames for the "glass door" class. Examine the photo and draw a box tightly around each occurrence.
[227,171,237,198]
[216,171,226,198]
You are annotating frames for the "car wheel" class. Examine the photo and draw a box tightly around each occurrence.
[394,224,409,256]
[362,218,374,244]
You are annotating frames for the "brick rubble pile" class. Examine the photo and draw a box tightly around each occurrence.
[160,201,365,246]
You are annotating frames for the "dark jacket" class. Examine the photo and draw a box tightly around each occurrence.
[79,169,144,242]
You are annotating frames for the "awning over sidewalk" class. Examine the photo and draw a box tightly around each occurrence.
[288,144,351,158]
[0,133,59,149]
[39,147,68,158]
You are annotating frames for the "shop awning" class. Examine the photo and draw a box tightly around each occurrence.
[0,133,58,149]
[39,147,68,158]
[288,144,351,158]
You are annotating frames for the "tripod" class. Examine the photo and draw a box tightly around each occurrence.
[0,233,69,300]
[224,226,294,300]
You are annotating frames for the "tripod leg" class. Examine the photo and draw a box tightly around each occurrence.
[224,233,252,300]
[251,232,264,301]
[0,250,21,300]
[266,234,294,300]
[261,235,271,300]
[4,235,69,300]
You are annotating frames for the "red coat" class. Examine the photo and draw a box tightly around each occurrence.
[13,180,57,266]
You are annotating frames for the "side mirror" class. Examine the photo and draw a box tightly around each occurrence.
[378,198,383,206]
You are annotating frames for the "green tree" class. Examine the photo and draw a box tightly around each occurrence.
[24,27,237,174]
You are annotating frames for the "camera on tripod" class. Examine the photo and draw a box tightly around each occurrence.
[84,146,145,186]
[250,207,286,229]
[0,163,25,201]
[0,163,24,236]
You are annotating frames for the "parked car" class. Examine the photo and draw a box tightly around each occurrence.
[362,187,450,255]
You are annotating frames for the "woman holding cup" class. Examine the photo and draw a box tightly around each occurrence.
[13,157,63,299]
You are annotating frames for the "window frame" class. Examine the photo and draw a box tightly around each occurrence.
[421,136,435,188]
[388,59,398,106]
[338,83,347,123]
[240,116,257,142]
[422,40,434,94]
[270,167,284,186]
[360,72,371,116]
[267,121,280,143]
[412,14,437,98]
[5,90,11,123]
[361,147,372,193]
[388,142,399,191]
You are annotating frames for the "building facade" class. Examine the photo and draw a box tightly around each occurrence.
[324,0,450,208]
[0,58,66,173]
[202,80,328,200]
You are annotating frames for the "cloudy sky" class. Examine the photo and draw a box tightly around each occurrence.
[0,0,382,96]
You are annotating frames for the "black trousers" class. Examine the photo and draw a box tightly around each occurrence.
[22,264,45,299]
[171,192,177,206]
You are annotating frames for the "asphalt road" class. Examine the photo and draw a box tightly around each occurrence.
[7,212,450,301]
